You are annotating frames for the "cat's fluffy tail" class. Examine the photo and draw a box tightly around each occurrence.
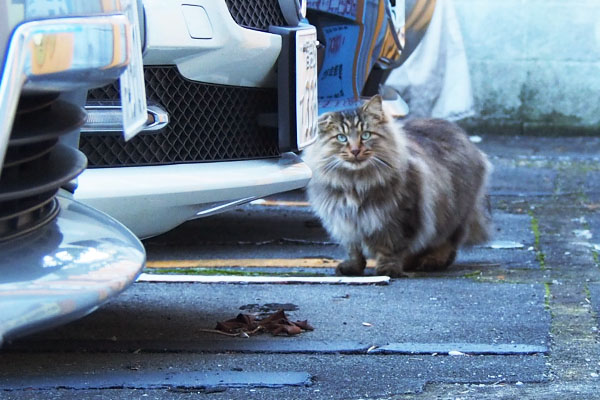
[464,193,493,245]
[464,158,493,246]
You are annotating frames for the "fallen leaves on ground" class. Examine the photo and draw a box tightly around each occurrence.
[203,309,314,337]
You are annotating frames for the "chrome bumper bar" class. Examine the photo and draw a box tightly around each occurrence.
[82,104,169,133]
[0,14,135,174]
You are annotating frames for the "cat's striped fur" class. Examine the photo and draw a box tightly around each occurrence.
[304,95,492,277]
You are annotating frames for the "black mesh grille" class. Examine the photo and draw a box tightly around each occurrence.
[81,66,280,167]
[225,0,287,31]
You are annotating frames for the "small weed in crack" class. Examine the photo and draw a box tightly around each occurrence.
[529,211,547,270]
[544,282,552,310]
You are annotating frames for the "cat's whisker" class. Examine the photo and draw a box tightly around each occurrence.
[370,156,393,170]
[320,158,343,175]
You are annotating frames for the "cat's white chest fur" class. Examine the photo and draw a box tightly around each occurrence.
[316,189,383,246]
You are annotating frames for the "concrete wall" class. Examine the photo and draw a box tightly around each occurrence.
[453,0,600,134]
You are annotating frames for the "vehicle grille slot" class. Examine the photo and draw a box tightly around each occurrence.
[81,66,280,167]
[0,97,87,241]
[224,0,287,31]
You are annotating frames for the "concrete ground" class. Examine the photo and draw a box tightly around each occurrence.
[2,134,600,399]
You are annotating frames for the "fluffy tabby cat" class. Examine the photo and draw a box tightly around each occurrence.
[304,95,492,277]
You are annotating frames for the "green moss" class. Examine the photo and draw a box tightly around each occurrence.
[530,213,541,248]
[457,83,598,137]
[517,83,537,120]
[529,211,547,270]
[592,250,600,267]
[463,270,482,280]
[584,284,592,301]
[536,252,546,268]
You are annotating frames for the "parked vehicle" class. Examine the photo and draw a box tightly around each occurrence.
[0,0,146,346]
[74,0,319,238]
[0,0,437,345]
[308,0,435,115]
[71,0,433,240]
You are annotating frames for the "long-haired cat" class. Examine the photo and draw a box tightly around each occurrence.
[304,95,492,277]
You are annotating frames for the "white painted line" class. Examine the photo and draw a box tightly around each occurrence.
[137,273,390,285]
[483,240,525,249]
[370,342,548,355]
[146,258,376,269]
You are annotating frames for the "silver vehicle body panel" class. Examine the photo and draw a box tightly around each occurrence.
[0,194,145,346]
[142,0,281,88]
[75,152,312,238]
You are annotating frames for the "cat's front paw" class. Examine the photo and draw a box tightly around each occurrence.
[336,260,365,276]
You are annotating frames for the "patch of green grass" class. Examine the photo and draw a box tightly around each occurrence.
[530,213,541,248]
[144,268,327,277]
[584,284,592,301]
[573,161,600,173]
[463,270,482,280]
[529,211,547,270]
[536,251,546,269]
[592,250,600,267]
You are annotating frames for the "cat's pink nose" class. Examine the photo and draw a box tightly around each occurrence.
[351,149,360,157]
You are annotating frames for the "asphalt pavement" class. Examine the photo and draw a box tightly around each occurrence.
[2,134,600,399]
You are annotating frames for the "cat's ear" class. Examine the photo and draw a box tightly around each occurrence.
[361,95,387,123]
[318,112,337,134]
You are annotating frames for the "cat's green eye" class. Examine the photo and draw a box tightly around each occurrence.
[360,131,372,141]
[336,134,348,143]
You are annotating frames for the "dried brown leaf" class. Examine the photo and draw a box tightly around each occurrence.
[214,309,313,337]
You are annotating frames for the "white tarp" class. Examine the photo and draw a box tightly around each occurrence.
[387,0,474,120]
